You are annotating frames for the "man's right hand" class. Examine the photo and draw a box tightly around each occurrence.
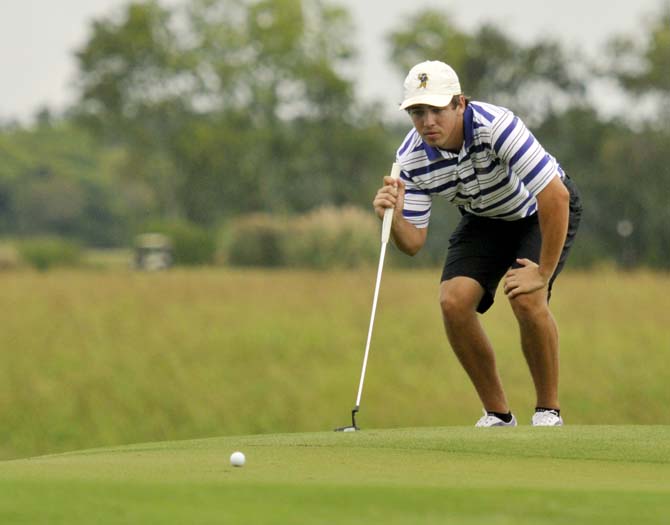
[373,176,406,220]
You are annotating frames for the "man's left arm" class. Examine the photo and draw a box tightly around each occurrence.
[504,176,569,298]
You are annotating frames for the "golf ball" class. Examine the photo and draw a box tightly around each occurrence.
[230,451,246,467]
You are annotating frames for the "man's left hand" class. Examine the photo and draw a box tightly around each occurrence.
[503,258,549,298]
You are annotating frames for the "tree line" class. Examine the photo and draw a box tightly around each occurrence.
[1,0,668,268]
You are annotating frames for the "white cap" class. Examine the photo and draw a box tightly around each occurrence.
[399,60,462,110]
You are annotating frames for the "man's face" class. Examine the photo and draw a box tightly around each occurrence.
[406,100,465,150]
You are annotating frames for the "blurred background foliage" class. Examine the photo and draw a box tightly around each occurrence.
[1,0,669,269]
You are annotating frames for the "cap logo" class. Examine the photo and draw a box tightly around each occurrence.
[417,72,428,89]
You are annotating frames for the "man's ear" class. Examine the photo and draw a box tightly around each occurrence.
[457,96,466,115]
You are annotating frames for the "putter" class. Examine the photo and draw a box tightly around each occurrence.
[335,162,401,432]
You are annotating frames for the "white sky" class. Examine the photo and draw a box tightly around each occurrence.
[0,0,664,123]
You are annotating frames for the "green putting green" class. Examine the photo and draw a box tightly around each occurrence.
[1,425,668,524]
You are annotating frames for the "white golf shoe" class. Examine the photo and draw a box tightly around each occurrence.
[532,410,563,426]
[475,409,518,427]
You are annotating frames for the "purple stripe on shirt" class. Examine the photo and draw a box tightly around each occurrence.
[508,134,536,169]
[493,116,519,153]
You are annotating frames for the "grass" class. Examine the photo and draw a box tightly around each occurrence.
[0,268,668,460]
[0,267,668,522]
[0,425,668,524]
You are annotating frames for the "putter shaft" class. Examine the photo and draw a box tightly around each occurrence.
[354,240,388,407]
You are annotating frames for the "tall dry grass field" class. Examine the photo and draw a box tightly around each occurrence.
[0,268,668,459]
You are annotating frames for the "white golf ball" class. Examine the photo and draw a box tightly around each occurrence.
[230,451,246,467]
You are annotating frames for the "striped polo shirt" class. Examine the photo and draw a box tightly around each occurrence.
[396,101,565,228]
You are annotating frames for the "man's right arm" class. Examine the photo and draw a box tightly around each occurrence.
[373,176,428,256]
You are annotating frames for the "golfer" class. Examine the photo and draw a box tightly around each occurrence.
[373,60,582,426]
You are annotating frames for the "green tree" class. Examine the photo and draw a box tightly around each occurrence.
[597,3,670,267]
[73,0,391,225]
[176,0,391,220]
[74,1,190,219]
[186,0,355,120]
[606,2,670,122]
[388,11,584,123]
[0,119,133,246]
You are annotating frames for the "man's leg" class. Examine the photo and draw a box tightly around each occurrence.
[508,289,560,410]
[507,176,581,413]
[440,276,510,414]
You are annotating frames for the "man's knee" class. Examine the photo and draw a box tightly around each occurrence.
[508,291,548,322]
[440,289,466,319]
[439,278,482,320]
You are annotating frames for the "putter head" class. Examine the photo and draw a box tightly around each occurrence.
[334,425,359,432]
[334,407,360,432]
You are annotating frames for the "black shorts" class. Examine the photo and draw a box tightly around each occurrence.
[441,177,582,314]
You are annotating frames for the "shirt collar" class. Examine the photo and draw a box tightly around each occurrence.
[422,142,444,161]
[463,104,474,150]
